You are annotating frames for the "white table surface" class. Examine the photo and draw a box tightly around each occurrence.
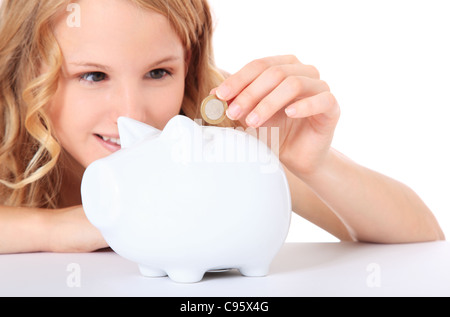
[1,241,449,297]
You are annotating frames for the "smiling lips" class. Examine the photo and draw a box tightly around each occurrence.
[95,134,121,152]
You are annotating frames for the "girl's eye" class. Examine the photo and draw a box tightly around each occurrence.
[146,69,171,80]
[80,72,106,82]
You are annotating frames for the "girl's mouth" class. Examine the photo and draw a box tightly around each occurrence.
[95,134,121,152]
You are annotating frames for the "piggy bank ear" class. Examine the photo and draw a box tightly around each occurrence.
[160,115,200,140]
[118,117,161,149]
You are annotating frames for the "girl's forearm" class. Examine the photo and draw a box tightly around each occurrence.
[298,148,445,243]
[0,205,107,254]
[0,206,50,254]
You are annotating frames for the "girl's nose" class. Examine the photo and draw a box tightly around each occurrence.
[112,82,147,123]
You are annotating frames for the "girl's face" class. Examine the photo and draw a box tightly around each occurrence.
[47,0,187,168]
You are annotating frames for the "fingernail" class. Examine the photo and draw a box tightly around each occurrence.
[226,103,242,120]
[285,106,296,117]
[216,85,231,100]
[246,112,260,127]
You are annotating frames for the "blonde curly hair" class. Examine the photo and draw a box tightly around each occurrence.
[0,0,230,208]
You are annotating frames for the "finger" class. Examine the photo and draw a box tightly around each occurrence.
[209,87,218,95]
[215,55,319,102]
[244,76,331,127]
[225,64,314,121]
[284,91,340,121]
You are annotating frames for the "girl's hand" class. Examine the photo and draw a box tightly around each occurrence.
[46,206,108,253]
[213,55,340,178]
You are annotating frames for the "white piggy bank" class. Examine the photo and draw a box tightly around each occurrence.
[81,115,291,283]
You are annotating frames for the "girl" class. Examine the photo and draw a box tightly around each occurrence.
[0,0,444,254]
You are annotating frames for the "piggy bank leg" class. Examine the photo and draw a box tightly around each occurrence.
[138,265,167,278]
[239,265,270,277]
[166,269,206,283]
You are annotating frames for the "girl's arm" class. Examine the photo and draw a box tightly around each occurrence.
[286,149,445,243]
[0,205,107,254]
[0,206,47,253]
[214,55,444,243]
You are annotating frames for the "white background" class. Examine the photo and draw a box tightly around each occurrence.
[1,0,448,242]
[209,0,450,242]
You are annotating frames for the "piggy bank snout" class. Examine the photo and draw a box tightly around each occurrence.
[81,162,120,229]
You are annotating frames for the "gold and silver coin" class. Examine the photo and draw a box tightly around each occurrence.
[200,95,228,125]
